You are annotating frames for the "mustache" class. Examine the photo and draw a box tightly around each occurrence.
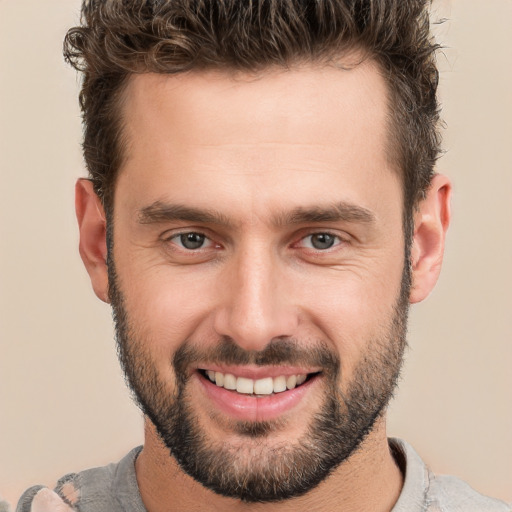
[173,337,340,381]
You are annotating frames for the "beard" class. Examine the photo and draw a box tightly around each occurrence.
[108,254,410,503]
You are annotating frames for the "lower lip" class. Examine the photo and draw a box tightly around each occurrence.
[196,372,319,422]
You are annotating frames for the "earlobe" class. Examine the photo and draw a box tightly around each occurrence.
[409,174,452,304]
[75,179,110,303]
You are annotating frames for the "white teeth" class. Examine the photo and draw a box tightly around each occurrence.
[253,377,274,395]
[203,370,310,395]
[296,374,307,385]
[215,372,224,387]
[273,375,287,393]
[223,373,237,390]
[236,377,254,394]
[286,375,297,390]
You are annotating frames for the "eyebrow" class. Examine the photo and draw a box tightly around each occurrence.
[275,203,376,226]
[137,201,376,227]
[138,202,235,227]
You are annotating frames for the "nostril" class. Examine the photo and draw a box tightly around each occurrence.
[212,302,299,353]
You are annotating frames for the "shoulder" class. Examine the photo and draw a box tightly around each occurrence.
[16,447,144,512]
[428,474,511,512]
[390,438,511,512]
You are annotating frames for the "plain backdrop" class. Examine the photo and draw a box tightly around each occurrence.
[1,0,511,506]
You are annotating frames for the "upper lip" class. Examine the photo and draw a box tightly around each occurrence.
[196,364,321,379]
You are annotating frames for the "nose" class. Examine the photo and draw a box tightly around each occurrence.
[213,246,299,352]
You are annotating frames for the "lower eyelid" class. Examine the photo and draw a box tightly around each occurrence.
[175,235,208,248]
[170,233,223,252]
[162,231,345,252]
[299,234,343,249]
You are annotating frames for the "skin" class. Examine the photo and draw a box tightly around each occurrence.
[76,60,451,511]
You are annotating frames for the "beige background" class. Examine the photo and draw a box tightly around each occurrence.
[1,0,511,506]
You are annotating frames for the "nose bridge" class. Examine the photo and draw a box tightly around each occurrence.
[213,239,298,351]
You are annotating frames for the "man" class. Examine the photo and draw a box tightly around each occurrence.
[16,0,511,511]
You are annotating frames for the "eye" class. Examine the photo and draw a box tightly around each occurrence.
[169,232,212,250]
[300,233,341,250]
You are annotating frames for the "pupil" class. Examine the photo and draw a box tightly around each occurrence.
[181,233,205,249]
[312,233,335,250]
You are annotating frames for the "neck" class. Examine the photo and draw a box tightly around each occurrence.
[135,415,403,512]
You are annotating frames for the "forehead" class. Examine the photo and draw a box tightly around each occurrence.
[122,59,390,150]
[116,61,399,220]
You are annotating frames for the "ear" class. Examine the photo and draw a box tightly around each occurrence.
[75,179,110,303]
[409,174,452,304]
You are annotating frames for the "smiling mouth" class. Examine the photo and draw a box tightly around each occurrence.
[198,369,320,396]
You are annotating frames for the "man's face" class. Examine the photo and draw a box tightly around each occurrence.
[109,62,407,501]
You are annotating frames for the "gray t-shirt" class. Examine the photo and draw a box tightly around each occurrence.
[17,439,511,511]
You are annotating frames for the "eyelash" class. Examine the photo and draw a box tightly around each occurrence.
[164,232,217,251]
[163,230,345,253]
[296,232,343,251]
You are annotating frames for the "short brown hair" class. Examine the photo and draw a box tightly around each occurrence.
[64,0,441,234]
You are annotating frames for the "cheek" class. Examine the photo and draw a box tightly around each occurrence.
[118,262,219,352]
[302,257,404,372]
